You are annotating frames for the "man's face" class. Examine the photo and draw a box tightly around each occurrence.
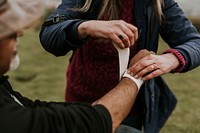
[0,34,19,75]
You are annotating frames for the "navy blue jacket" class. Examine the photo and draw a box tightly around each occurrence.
[40,0,200,132]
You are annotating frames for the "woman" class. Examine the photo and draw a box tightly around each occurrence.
[40,0,200,132]
[0,0,146,132]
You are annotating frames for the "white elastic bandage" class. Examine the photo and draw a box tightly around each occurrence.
[113,42,143,90]
[122,70,143,90]
[112,42,130,80]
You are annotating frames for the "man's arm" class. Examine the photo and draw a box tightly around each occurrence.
[93,49,151,132]
[93,77,138,132]
[0,49,149,133]
[0,76,112,133]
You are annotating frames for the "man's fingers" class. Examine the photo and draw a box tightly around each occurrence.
[129,49,151,67]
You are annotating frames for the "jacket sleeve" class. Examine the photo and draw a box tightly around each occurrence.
[39,0,86,56]
[160,0,200,72]
[0,83,112,133]
[0,95,112,133]
[39,0,101,56]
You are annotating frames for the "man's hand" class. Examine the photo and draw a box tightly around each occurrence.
[91,50,152,132]
[129,49,154,67]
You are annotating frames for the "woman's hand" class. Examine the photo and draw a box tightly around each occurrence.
[78,20,138,49]
[128,52,180,80]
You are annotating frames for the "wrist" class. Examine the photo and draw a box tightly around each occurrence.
[162,49,186,72]
[163,53,179,69]
[78,21,89,39]
[122,70,143,90]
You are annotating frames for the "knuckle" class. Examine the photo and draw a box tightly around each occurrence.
[115,39,122,44]
[140,49,148,53]
[147,67,152,71]
[105,29,113,35]
[138,71,144,76]
[119,20,125,23]
[147,54,154,60]
[115,20,123,26]
[133,27,138,32]
[151,72,157,77]
[129,33,134,39]
[139,62,146,67]
[154,70,162,76]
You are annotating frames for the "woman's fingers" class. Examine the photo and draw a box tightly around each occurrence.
[116,20,138,48]
[129,49,152,67]
[129,59,155,77]
[142,69,162,80]
[128,53,180,81]
[79,20,138,49]
[134,63,160,80]
[125,23,138,44]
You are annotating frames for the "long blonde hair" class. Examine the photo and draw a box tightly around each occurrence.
[154,0,165,25]
[74,0,121,20]
[77,0,164,22]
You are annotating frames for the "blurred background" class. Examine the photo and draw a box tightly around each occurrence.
[7,0,200,133]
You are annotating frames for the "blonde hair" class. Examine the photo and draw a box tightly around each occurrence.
[76,0,164,22]
[154,0,165,25]
[74,0,120,20]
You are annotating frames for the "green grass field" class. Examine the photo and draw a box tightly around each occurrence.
[7,28,200,133]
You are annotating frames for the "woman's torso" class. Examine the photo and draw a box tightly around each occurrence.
[65,0,139,102]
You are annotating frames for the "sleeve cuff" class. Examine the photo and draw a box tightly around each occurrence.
[162,49,186,73]
[66,20,88,47]
[93,104,112,133]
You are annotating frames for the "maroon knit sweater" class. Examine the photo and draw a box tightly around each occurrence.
[65,0,137,102]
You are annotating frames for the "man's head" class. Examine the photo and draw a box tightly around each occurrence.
[0,0,44,75]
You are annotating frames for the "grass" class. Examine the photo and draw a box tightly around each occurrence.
[7,28,200,133]
[8,29,70,101]
[157,39,200,133]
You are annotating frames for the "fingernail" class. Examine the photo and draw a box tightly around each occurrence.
[134,75,138,78]
[127,70,131,74]
[130,72,134,76]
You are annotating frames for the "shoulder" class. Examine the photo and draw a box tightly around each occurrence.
[163,0,178,9]
[60,0,85,7]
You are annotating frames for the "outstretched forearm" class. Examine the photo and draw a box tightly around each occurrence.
[93,77,138,132]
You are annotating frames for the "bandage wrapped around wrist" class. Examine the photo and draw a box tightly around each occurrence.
[122,70,143,90]
[113,42,143,91]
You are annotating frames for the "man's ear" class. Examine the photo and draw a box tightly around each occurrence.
[129,49,152,67]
